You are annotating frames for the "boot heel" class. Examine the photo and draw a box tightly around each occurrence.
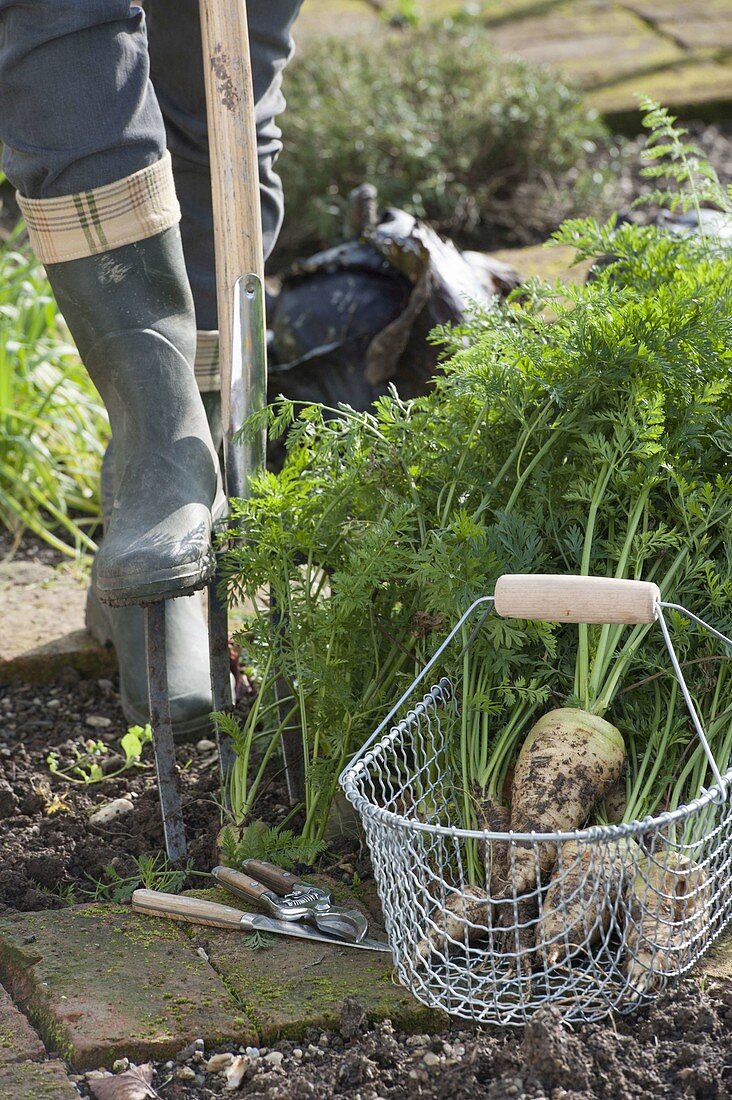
[85,586,114,646]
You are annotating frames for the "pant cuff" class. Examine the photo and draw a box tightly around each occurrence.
[16,152,181,265]
[195,330,220,393]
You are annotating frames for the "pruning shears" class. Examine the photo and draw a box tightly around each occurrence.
[212,861,369,943]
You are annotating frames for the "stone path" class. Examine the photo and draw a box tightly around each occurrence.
[296,0,732,124]
[0,557,264,686]
[1,888,731,1092]
[0,885,442,1092]
[0,559,114,686]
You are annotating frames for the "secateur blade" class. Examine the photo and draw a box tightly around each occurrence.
[312,906,369,944]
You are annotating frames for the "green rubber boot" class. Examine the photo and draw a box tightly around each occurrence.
[46,227,225,606]
[84,384,226,740]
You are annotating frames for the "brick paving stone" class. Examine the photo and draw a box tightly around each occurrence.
[701,933,732,981]
[0,1059,79,1100]
[0,559,115,686]
[0,904,254,1071]
[587,59,732,121]
[191,887,446,1041]
[488,5,683,86]
[0,984,45,1065]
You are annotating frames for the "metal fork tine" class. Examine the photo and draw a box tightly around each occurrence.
[145,601,187,864]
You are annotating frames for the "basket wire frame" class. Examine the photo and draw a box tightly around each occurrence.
[340,595,732,1025]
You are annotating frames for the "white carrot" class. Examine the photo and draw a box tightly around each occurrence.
[505,708,626,899]
[536,837,636,965]
[624,852,709,998]
[416,885,490,959]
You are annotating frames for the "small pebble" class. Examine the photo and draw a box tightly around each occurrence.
[407,1034,431,1048]
[423,1051,441,1067]
[264,1051,284,1068]
[207,1052,235,1074]
[112,1058,129,1073]
[196,946,209,962]
[196,738,216,751]
[98,679,114,691]
[245,1046,260,1059]
[293,1048,303,1060]
[318,1034,329,1047]
[47,699,61,710]
[89,796,134,825]
[176,1066,196,1081]
[86,714,112,728]
[176,1038,204,1062]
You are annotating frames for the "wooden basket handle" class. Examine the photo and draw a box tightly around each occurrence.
[494,574,660,625]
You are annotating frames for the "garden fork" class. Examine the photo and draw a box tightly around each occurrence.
[143,0,268,863]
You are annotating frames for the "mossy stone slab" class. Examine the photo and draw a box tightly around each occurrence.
[0,985,45,1066]
[187,887,445,1041]
[0,560,116,686]
[657,16,732,54]
[627,0,731,19]
[489,243,592,286]
[0,1059,79,1100]
[587,60,732,124]
[0,904,254,1071]
[700,934,732,981]
[295,0,382,44]
[481,0,570,27]
[488,5,683,86]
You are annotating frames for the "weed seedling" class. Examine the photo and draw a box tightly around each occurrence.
[46,723,153,784]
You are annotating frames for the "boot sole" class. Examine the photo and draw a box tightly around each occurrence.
[95,491,228,607]
[95,546,217,607]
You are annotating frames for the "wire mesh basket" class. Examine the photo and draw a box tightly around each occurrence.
[340,575,732,1025]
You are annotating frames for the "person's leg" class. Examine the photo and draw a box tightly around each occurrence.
[74,1,301,733]
[0,0,161,198]
[0,1,223,608]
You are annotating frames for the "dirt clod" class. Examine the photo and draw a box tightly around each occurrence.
[339,996,368,1040]
[521,1007,591,1092]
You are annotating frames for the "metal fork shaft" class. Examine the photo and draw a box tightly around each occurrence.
[144,601,187,864]
[208,566,235,796]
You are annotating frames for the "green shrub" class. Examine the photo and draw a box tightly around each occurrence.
[0,230,106,555]
[276,23,612,261]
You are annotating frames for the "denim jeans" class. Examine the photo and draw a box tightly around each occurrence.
[0,0,302,326]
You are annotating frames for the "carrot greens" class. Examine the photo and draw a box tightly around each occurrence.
[221,103,731,860]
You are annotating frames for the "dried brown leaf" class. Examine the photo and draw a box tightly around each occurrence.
[88,1064,159,1100]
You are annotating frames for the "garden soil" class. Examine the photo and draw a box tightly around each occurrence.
[71,978,732,1098]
